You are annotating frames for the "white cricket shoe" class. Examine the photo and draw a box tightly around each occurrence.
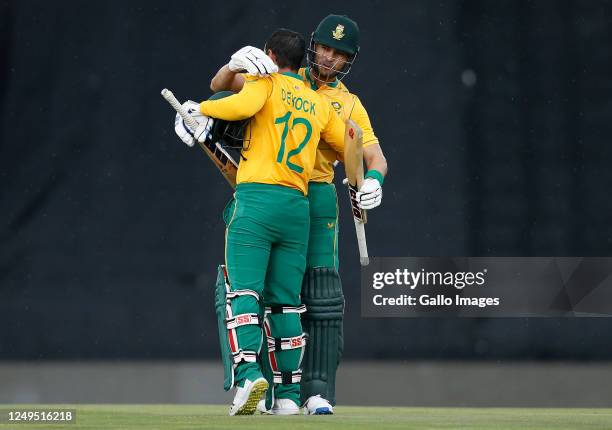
[256,399,271,414]
[228,377,269,416]
[303,394,334,415]
[256,398,300,415]
[273,398,300,415]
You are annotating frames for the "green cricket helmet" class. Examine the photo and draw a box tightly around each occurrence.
[207,91,250,150]
[307,14,360,82]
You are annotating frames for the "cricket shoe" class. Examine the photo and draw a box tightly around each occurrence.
[256,398,300,415]
[228,377,269,416]
[256,399,271,415]
[303,395,333,415]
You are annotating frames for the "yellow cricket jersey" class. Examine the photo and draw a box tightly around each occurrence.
[298,67,380,183]
[199,71,346,195]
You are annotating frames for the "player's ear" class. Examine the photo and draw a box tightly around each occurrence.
[267,50,278,66]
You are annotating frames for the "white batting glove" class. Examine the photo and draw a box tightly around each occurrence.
[173,100,213,147]
[228,46,278,76]
[356,177,383,210]
[341,177,383,210]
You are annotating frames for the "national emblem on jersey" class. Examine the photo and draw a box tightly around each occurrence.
[332,24,345,40]
[331,101,342,113]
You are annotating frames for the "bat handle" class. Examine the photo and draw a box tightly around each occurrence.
[161,88,200,131]
[354,218,369,266]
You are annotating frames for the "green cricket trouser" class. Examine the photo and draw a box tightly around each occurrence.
[306,182,339,269]
[223,183,309,404]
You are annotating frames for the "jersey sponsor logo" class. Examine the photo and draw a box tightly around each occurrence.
[332,24,345,40]
[281,88,316,116]
[327,222,335,229]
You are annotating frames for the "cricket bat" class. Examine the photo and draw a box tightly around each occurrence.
[344,119,369,266]
[161,88,238,189]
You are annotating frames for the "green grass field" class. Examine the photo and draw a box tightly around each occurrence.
[1,405,611,429]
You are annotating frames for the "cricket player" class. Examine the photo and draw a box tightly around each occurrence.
[210,15,388,415]
[175,29,347,415]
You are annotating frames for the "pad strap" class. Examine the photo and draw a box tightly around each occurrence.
[265,304,306,315]
[273,370,302,384]
[266,333,307,352]
[231,350,258,364]
[226,289,260,301]
[225,313,260,329]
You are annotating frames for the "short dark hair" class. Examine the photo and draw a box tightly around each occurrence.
[264,29,305,71]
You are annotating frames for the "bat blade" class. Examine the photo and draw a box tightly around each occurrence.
[344,119,369,266]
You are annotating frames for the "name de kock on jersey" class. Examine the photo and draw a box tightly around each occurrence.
[281,88,316,116]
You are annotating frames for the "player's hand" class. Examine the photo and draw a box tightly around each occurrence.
[356,177,383,210]
[173,100,213,147]
[341,177,383,210]
[228,46,278,76]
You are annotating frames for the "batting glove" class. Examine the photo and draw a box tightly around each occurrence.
[356,177,383,210]
[228,46,278,76]
[174,100,213,147]
[341,177,383,210]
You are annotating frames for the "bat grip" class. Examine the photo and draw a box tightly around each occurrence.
[354,218,369,266]
[161,88,200,131]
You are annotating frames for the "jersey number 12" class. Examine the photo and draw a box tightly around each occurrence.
[274,111,312,174]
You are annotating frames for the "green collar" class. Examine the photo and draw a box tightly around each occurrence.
[305,67,339,89]
[281,71,303,81]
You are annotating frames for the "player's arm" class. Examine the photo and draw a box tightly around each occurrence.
[351,96,387,180]
[350,96,386,209]
[210,46,277,92]
[364,143,387,178]
[200,76,271,121]
[210,64,246,93]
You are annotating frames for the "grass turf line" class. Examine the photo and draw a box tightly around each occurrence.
[0,405,611,429]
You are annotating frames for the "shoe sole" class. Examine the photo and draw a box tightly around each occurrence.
[271,408,300,415]
[233,379,269,415]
